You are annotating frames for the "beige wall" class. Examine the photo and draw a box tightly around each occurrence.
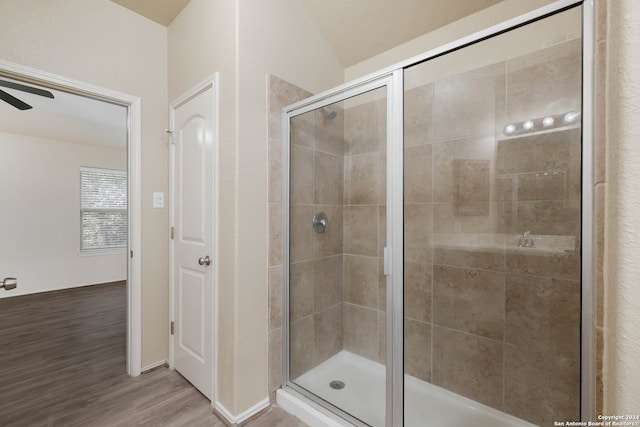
[168,0,238,410]
[604,0,640,413]
[169,0,343,416]
[0,132,127,298]
[345,0,557,81]
[0,0,169,366]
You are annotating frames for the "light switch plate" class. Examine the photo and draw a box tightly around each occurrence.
[153,192,164,208]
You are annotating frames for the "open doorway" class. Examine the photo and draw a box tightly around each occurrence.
[0,60,142,376]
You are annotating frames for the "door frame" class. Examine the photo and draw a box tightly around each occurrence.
[169,74,219,402]
[0,59,143,376]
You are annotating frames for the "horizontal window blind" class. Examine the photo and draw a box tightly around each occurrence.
[80,168,127,251]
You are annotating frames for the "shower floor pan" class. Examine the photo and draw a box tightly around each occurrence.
[282,350,536,427]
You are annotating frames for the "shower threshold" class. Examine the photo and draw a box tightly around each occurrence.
[279,351,537,427]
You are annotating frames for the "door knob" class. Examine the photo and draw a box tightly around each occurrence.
[1,277,17,291]
[198,256,211,266]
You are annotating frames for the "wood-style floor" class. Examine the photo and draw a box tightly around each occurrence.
[0,282,307,427]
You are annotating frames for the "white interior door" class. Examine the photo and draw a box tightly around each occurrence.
[171,83,214,399]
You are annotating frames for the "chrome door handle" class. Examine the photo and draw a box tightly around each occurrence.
[1,277,17,291]
[198,256,211,266]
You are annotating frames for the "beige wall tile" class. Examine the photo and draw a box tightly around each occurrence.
[404,318,431,382]
[404,144,433,204]
[290,315,314,379]
[432,63,504,142]
[269,203,283,266]
[567,135,582,201]
[404,261,432,323]
[504,344,579,426]
[433,265,505,340]
[343,303,378,360]
[344,99,383,156]
[497,201,515,235]
[516,200,580,237]
[378,149,387,206]
[505,273,580,359]
[505,251,580,281]
[314,255,343,312]
[314,304,343,366]
[455,160,490,205]
[453,159,491,216]
[378,206,387,257]
[290,145,313,205]
[433,142,455,202]
[290,109,314,149]
[314,104,344,156]
[269,265,283,330]
[289,204,313,263]
[404,84,433,147]
[314,151,344,205]
[376,98,388,153]
[344,205,379,257]
[343,156,351,206]
[433,136,496,203]
[496,129,578,176]
[378,257,387,312]
[289,261,314,322]
[432,326,503,409]
[269,138,282,203]
[268,75,312,394]
[516,171,567,201]
[347,153,379,205]
[269,75,312,140]
[404,203,432,263]
[506,40,581,123]
[268,327,282,393]
[344,255,378,309]
[434,248,505,272]
[497,176,515,201]
[453,159,490,216]
[313,205,343,258]
[433,202,497,234]
[377,311,387,364]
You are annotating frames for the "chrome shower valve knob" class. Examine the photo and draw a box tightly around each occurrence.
[312,212,327,233]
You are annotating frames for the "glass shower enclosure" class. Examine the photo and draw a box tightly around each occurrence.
[282,1,593,426]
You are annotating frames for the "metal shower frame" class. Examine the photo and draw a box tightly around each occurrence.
[281,0,595,424]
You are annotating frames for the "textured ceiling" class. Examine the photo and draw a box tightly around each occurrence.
[111,0,190,26]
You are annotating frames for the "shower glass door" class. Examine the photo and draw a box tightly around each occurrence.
[402,5,583,427]
[286,83,389,427]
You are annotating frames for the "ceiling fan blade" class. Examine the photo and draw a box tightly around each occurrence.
[0,89,33,110]
[0,79,54,99]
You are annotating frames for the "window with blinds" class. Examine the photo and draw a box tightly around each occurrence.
[80,167,127,251]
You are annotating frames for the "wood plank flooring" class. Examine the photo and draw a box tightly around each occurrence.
[0,282,307,427]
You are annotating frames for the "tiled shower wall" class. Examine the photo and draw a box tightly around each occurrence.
[268,1,607,415]
[401,40,582,426]
[342,95,388,364]
[288,101,346,379]
[267,75,312,398]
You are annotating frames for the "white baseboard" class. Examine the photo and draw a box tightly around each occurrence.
[214,398,270,425]
[141,359,168,373]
